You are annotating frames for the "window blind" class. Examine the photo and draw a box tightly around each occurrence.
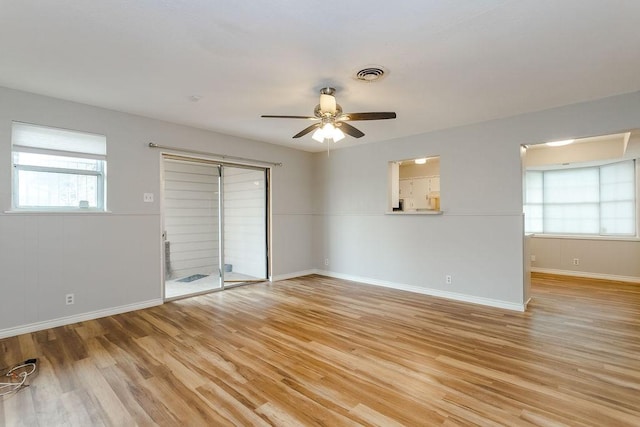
[524,160,636,236]
[12,122,106,159]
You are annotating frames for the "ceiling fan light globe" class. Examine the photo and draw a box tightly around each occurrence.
[332,128,345,142]
[312,128,325,142]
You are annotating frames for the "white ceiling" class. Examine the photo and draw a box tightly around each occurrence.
[1,1,639,153]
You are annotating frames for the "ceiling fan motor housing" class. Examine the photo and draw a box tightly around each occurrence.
[320,87,336,96]
[315,102,342,118]
[319,87,337,115]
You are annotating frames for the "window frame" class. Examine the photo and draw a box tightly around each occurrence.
[10,123,107,212]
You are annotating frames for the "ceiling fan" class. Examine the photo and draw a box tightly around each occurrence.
[261,87,396,143]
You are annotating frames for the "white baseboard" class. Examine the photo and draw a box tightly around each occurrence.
[0,298,163,339]
[316,270,526,312]
[531,268,640,283]
[271,269,319,282]
[1,267,539,339]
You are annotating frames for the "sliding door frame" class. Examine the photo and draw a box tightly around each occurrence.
[220,163,270,289]
[160,153,271,300]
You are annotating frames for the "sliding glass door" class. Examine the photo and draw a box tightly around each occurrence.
[222,166,268,287]
[162,156,268,300]
[163,158,222,298]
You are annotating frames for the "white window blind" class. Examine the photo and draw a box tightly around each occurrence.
[524,160,636,236]
[544,167,599,234]
[12,121,106,159]
[524,170,543,233]
[600,160,635,234]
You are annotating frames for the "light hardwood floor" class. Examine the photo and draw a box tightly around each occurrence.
[1,274,639,426]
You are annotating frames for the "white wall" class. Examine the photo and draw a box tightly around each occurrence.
[0,86,314,337]
[313,91,640,309]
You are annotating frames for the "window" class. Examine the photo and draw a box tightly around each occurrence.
[12,122,107,211]
[524,160,636,236]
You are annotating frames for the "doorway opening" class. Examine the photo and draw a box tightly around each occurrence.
[162,155,269,300]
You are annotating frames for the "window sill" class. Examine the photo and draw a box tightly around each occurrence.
[386,210,443,215]
[529,233,640,242]
[4,209,112,215]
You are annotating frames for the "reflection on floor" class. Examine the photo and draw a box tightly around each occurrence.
[165,271,263,299]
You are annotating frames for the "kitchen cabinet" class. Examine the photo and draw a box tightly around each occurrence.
[428,176,440,192]
[399,179,411,198]
[399,176,439,210]
[412,177,429,208]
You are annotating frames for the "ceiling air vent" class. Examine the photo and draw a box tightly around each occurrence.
[354,66,387,82]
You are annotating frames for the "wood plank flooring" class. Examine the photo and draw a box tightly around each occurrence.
[1,273,639,426]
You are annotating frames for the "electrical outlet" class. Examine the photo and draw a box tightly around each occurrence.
[66,293,74,305]
[143,193,154,203]
[324,258,329,266]
[446,275,452,285]
[573,258,580,266]
[530,255,536,262]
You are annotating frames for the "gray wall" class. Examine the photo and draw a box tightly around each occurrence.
[313,91,640,308]
[530,236,640,281]
[1,85,638,336]
[0,86,314,336]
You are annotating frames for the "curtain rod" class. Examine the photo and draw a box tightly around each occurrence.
[148,143,283,167]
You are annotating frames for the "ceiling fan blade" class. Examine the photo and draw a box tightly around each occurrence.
[340,112,397,121]
[293,123,321,138]
[261,115,318,120]
[337,122,365,138]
